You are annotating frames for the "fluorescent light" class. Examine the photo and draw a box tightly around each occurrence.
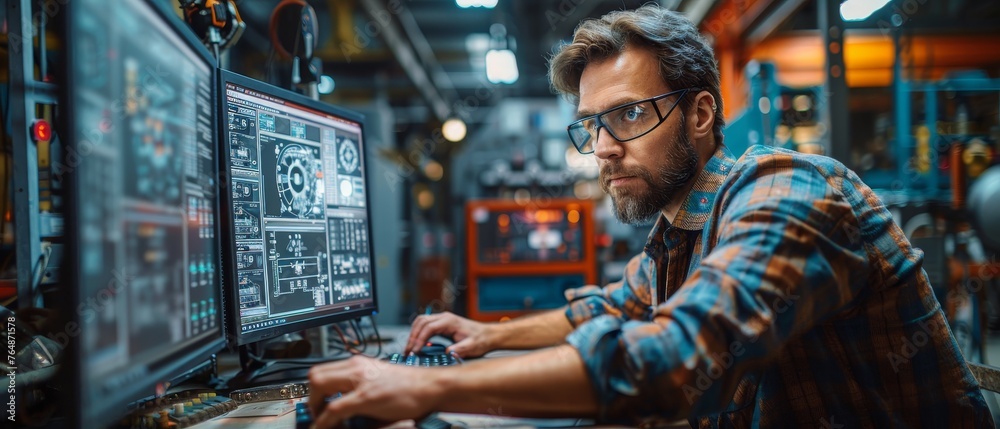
[485,49,518,84]
[840,0,892,21]
[318,75,335,94]
[442,118,467,142]
[457,0,498,8]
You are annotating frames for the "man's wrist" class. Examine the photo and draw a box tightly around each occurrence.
[429,364,465,412]
[482,321,505,351]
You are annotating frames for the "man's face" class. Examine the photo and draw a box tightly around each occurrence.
[577,46,699,225]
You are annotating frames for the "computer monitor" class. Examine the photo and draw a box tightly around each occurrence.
[218,70,377,350]
[61,0,225,425]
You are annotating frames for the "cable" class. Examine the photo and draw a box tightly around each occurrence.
[330,323,361,355]
[367,315,383,358]
[350,319,368,355]
[28,245,51,305]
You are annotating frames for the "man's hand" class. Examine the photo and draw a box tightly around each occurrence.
[405,311,493,357]
[307,355,445,428]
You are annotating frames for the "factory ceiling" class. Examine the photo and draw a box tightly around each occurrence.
[226,0,1000,129]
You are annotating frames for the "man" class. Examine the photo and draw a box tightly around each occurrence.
[309,5,992,427]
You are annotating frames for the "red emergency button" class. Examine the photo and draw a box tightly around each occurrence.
[32,119,51,142]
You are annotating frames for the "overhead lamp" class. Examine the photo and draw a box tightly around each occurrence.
[457,0,498,8]
[485,23,518,84]
[840,0,892,21]
[486,49,519,84]
[442,118,467,142]
[318,75,335,94]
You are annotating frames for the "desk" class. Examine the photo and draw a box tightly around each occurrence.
[196,325,685,429]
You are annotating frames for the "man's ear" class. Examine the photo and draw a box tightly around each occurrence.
[688,91,716,141]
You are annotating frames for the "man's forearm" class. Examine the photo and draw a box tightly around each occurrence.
[436,344,598,417]
[489,308,574,350]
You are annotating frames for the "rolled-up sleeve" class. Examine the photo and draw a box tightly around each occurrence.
[564,253,656,327]
[566,161,871,423]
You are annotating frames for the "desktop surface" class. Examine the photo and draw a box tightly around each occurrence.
[191,324,693,429]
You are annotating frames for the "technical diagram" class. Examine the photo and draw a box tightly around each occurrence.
[331,278,372,304]
[327,217,368,253]
[233,203,262,241]
[228,109,259,170]
[238,275,264,309]
[259,112,276,133]
[266,230,331,313]
[336,133,366,207]
[268,143,324,218]
[129,112,183,203]
[232,179,261,203]
[338,136,359,175]
[330,253,370,276]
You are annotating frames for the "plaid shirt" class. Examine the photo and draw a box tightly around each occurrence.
[564,145,992,428]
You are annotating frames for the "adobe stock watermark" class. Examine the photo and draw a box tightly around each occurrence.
[885,313,949,373]
[6,0,69,55]
[885,256,1000,373]
[6,314,15,423]
[382,77,502,193]
[701,0,750,39]
[407,275,469,324]
[340,0,406,63]
[876,0,929,37]
[45,268,133,349]
[544,0,589,30]
[681,291,801,404]
[820,416,845,429]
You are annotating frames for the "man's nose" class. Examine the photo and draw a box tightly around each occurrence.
[593,126,624,160]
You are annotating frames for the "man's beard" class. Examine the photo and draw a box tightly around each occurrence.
[599,127,699,226]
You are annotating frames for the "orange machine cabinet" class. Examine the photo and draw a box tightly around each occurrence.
[465,199,596,321]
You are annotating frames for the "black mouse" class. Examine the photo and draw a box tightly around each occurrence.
[418,341,449,356]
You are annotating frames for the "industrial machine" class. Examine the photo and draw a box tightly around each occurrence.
[464,198,595,321]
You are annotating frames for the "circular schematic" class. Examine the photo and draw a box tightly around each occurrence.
[338,138,360,174]
[276,144,323,218]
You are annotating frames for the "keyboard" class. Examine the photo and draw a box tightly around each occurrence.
[385,352,460,366]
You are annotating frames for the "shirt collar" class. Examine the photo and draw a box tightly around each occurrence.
[672,144,736,231]
[643,144,736,256]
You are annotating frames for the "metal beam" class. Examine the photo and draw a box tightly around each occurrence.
[745,0,810,48]
[357,0,453,122]
[819,0,850,164]
[681,0,718,26]
[9,0,44,308]
[394,2,461,112]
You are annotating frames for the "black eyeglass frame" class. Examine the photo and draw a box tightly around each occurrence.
[567,87,702,154]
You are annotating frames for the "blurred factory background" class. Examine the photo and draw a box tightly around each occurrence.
[212,0,1000,337]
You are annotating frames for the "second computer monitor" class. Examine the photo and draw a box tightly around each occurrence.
[219,71,377,346]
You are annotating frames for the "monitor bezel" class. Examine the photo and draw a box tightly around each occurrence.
[60,0,227,426]
[217,69,379,347]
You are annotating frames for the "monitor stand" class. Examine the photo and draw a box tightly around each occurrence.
[224,339,339,390]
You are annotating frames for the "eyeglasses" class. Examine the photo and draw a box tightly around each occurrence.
[567,87,700,154]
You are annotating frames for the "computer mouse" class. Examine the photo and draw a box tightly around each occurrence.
[418,341,449,356]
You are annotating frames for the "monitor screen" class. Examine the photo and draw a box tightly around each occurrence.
[219,71,377,346]
[63,0,225,425]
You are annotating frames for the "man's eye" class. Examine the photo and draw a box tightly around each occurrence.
[623,105,644,121]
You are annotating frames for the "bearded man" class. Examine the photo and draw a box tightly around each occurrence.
[307,5,992,428]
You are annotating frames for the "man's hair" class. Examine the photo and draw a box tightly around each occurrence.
[549,4,725,144]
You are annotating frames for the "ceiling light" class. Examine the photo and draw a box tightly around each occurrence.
[442,118,467,142]
[485,49,518,84]
[318,75,335,94]
[457,0,498,8]
[840,0,892,21]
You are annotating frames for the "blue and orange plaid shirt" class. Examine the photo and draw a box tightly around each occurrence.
[563,145,993,427]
